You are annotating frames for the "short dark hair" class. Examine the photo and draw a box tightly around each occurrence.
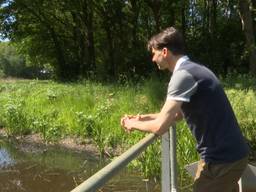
[147,27,185,55]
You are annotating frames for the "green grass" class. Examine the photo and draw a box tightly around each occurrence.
[0,75,255,190]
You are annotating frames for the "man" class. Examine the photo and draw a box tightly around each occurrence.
[120,27,249,192]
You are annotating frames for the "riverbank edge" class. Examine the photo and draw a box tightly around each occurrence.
[0,128,123,159]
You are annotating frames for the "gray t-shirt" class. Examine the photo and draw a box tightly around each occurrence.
[167,70,198,102]
[168,60,249,163]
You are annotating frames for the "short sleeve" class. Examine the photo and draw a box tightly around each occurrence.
[167,70,198,102]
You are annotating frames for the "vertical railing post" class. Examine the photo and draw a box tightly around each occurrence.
[161,131,171,192]
[170,125,178,192]
[238,178,243,192]
[161,125,178,192]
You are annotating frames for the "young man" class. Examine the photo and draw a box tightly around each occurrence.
[120,27,249,192]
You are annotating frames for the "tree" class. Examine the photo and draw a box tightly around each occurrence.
[0,42,44,78]
[0,42,24,77]
[238,0,256,74]
[0,0,254,80]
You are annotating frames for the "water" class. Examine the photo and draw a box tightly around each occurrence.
[0,138,160,192]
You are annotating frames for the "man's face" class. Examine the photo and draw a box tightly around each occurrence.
[151,48,168,70]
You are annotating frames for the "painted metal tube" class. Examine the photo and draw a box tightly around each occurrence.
[161,131,171,192]
[170,125,178,192]
[71,133,158,192]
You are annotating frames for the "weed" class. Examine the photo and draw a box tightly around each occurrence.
[0,75,255,187]
[3,98,29,135]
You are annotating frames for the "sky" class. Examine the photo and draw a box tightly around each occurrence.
[0,1,12,42]
[0,34,9,42]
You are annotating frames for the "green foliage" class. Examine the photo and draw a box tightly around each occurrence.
[133,140,161,179]
[0,42,47,78]
[141,76,167,108]
[225,85,256,157]
[30,110,62,142]
[0,0,253,80]
[75,112,94,137]
[3,97,30,135]
[75,109,110,156]
[0,42,25,77]
[0,76,255,190]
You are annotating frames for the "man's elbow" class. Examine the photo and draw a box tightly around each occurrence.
[175,112,184,121]
[151,116,178,135]
[150,123,169,135]
[151,127,161,135]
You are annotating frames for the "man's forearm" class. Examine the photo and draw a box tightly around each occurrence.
[128,118,165,135]
[121,100,183,135]
[140,112,183,121]
[140,113,159,121]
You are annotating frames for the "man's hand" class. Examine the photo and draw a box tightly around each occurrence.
[120,100,182,135]
[120,114,141,133]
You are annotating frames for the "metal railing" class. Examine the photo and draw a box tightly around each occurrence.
[71,125,178,192]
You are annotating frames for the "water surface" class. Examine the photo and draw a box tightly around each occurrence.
[0,138,160,192]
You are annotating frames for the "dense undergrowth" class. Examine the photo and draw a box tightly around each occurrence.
[0,74,255,190]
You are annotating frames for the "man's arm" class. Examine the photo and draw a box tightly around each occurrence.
[138,113,159,121]
[121,99,182,135]
[174,110,183,121]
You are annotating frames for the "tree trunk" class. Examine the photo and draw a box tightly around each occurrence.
[105,26,115,78]
[48,27,68,80]
[208,0,218,70]
[130,0,140,48]
[84,0,96,72]
[209,0,217,34]
[239,0,256,74]
[181,0,186,36]
[18,2,68,80]
[146,0,161,32]
[94,1,116,79]
[251,0,256,34]
[71,11,84,77]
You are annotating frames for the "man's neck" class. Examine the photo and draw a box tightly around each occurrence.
[168,54,184,72]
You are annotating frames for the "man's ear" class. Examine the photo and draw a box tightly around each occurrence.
[162,48,168,57]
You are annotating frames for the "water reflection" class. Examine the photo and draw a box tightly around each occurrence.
[0,138,160,192]
[0,149,14,168]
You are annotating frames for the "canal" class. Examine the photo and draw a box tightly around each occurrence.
[0,138,160,192]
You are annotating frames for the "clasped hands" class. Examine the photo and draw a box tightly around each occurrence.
[120,114,141,133]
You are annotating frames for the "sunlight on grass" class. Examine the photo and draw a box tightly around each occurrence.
[0,75,255,189]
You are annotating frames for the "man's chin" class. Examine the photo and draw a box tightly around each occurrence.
[157,65,165,70]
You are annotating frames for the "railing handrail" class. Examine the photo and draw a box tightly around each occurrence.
[71,133,158,192]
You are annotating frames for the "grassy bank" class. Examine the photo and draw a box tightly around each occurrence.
[0,74,255,189]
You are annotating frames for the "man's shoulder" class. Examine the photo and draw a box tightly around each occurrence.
[178,60,203,70]
[177,61,218,81]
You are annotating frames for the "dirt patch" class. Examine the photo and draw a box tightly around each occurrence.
[0,129,121,158]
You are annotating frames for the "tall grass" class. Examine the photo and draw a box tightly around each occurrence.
[0,75,255,190]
